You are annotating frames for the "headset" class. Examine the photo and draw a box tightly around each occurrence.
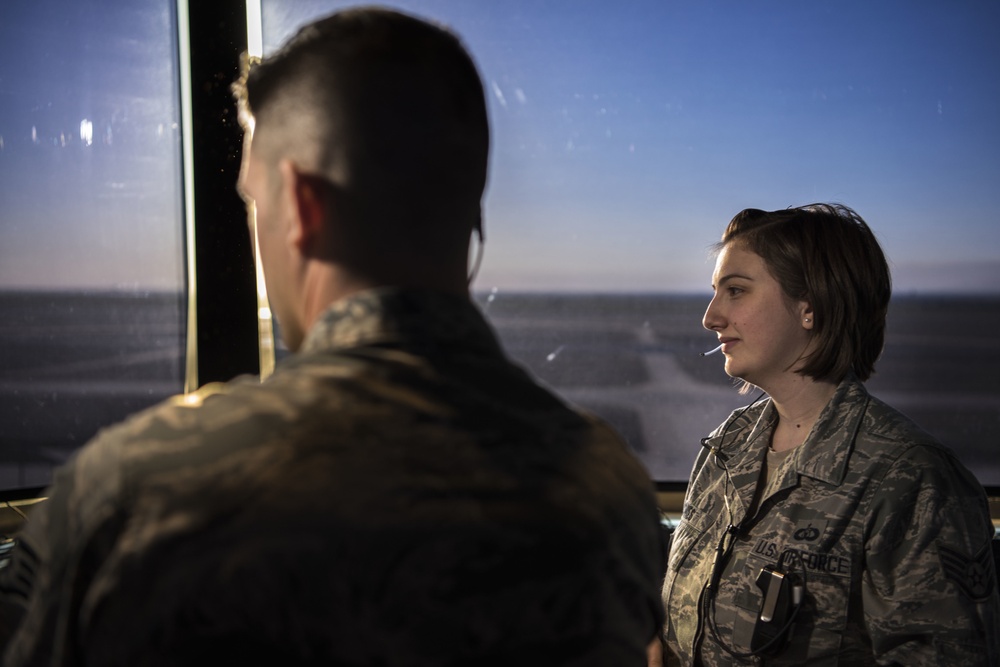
[696,391,808,659]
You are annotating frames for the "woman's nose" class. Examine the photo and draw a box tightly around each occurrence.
[703,295,723,332]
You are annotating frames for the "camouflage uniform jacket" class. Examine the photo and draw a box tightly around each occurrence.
[0,288,665,667]
[663,376,999,666]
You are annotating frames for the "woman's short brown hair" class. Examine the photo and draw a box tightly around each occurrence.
[718,203,891,383]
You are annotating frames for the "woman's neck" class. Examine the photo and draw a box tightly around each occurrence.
[765,375,838,452]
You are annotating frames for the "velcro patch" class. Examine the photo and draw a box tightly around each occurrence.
[938,543,995,602]
[791,519,828,543]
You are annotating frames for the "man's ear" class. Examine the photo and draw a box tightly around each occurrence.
[279,159,327,256]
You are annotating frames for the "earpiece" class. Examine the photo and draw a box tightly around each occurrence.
[467,211,485,285]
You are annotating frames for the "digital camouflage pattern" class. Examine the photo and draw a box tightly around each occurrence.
[0,288,665,666]
[663,376,999,666]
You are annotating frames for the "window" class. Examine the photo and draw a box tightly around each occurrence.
[1,1,998,497]
[259,0,1000,488]
[0,0,188,491]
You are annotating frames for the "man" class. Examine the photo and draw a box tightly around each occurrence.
[0,8,664,665]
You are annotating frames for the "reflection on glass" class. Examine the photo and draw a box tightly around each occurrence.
[0,0,186,490]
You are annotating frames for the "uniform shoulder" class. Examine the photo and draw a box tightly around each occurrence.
[80,371,318,488]
[857,393,949,459]
[858,395,989,519]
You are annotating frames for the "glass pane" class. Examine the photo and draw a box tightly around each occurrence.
[258,0,1000,487]
[0,0,186,491]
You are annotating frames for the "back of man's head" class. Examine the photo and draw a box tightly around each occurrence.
[234,7,489,248]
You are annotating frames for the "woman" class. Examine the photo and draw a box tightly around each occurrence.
[659,204,998,665]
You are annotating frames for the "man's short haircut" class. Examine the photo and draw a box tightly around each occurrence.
[232,7,489,217]
[718,203,892,383]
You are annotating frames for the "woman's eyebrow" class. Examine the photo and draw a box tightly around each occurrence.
[712,272,754,288]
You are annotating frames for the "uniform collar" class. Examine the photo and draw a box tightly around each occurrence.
[299,287,503,357]
[701,375,870,490]
[792,375,870,486]
[699,396,774,521]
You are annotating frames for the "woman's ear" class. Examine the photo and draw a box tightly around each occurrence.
[279,159,328,256]
[800,301,815,330]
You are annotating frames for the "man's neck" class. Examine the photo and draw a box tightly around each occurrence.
[298,262,470,339]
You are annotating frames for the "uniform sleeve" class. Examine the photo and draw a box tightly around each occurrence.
[0,430,126,667]
[862,445,999,666]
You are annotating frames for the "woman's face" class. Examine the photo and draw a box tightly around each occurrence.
[703,243,814,389]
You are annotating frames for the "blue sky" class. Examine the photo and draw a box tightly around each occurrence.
[263,0,1000,293]
[2,0,998,293]
[0,0,183,291]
